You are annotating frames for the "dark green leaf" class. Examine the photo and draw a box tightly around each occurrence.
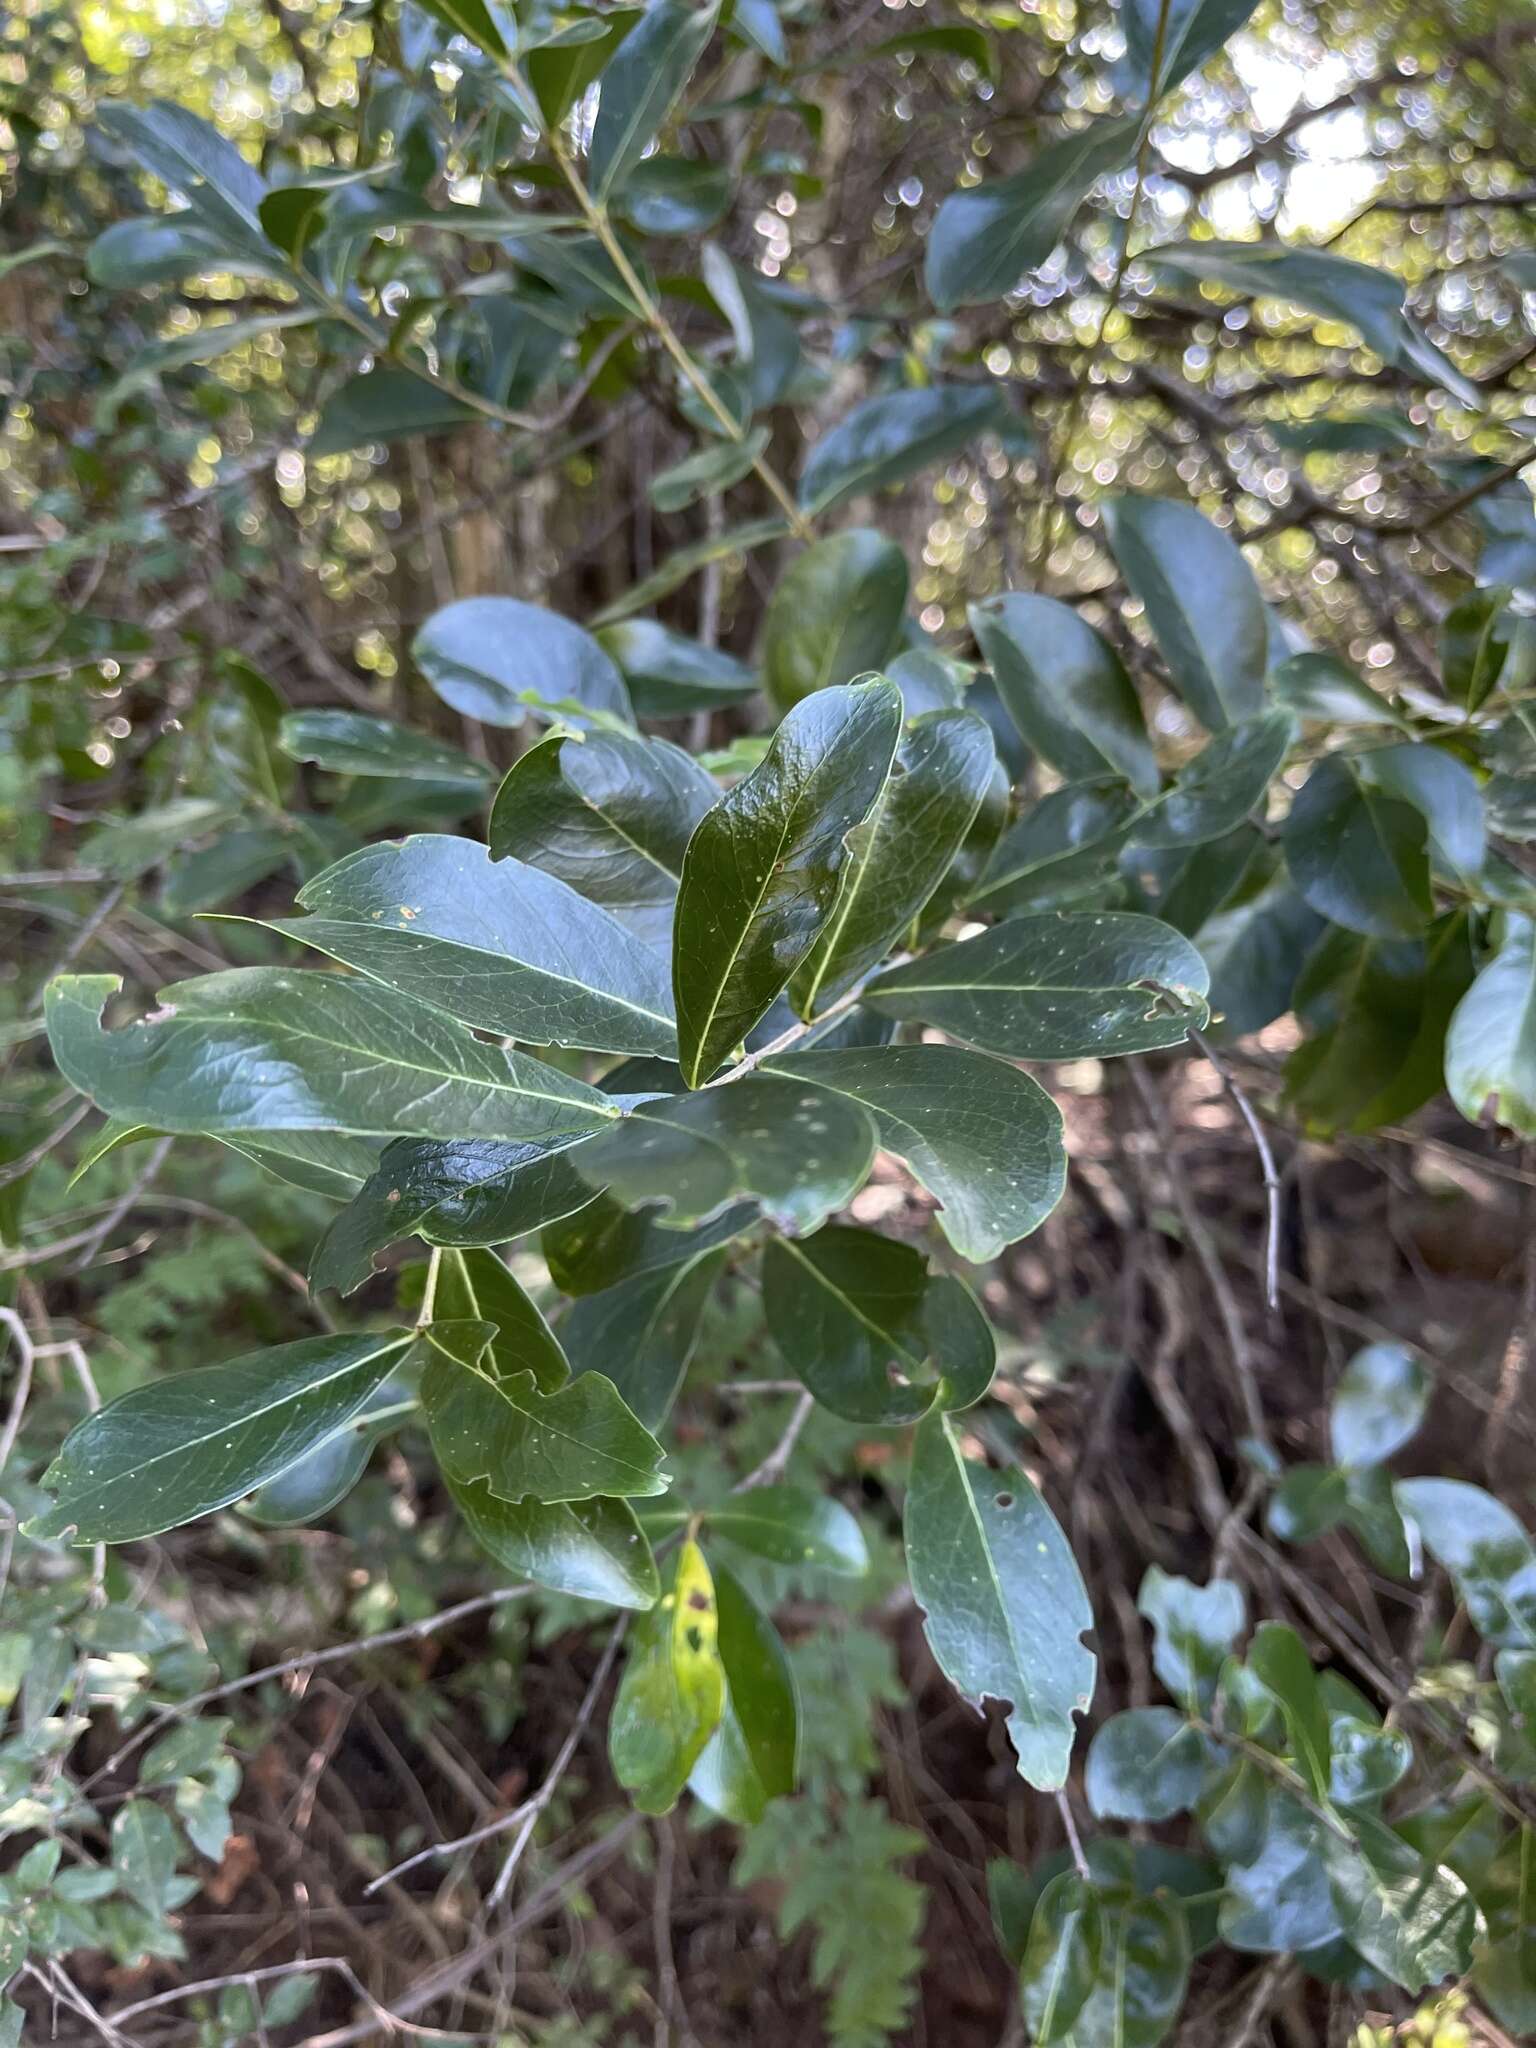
[647,428,773,514]
[597,618,757,714]
[970,593,1157,794]
[609,1539,725,1811]
[81,799,236,880]
[489,729,717,947]
[865,911,1211,1058]
[309,368,481,455]
[1267,1464,1348,1544]
[422,1315,666,1502]
[761,531,908,712]
[798,385,1010,514]
[448,1476,660,1608]
[704,1484,868,1574]
[1020,1873,1102,2043]
[673,676,902,1082]
[765,1043,1066,1262]
[1330,1344,1429,1469]
[571,1077,877,1234]
[1249,1621,1331,1798]
[593,516,788,626]
[905,1409,1095,1789]
[242,1372,415,1526]
[270,835,677,1057]
[689,1561,797,1823]
[562,1244,727,1428]
[615,154,731,234]
[1271,652,1413,730]
[1122,0,1261,98]
[789,708,995,1016]
[1446,915,1536,1138]
[1283,755,1432,938]
[112,1802,180,1911]
[99,101,271,259]
[45,971,617,1146]
[1137,714,1293,848]
[413,596,633,729]
[161,826,295,917]
[974,782,1143,915]
[1100,495,1268,730]
[1085,1707,1215,1822]
[1152,241,1481,409]
[88,215,258,287]
[277,710,490,784]
[588,0,721,200]
[925,115,1141,313]
[1322,1811,1481,1992]
[1443,587,1536,712]
[28,1331,413,1544]
[436,1247,568,1392]
[1267,409,1423,456]
[414,0,509,59]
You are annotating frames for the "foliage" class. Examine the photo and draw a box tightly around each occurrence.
[3,0,1536,2038]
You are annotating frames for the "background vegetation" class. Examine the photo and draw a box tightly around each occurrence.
[3,0,1536,2042]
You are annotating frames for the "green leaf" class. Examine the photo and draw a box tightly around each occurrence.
[448,1477,660,1608]
[545,1193,752,1297]
[571,1077,877,1234]
[1136,714,1293,849]
[1026,1878,1192,2048]
[277,710,490,784]
[1446,915,1536,1138]
[789,708,996,1016]
[312,1135,599,1296]
[974,782,1142,915]
[1267,409,1423,456]
[562,1242,728,1427]
[525,8,639,125]
[703,1484,868,1574]
[765,1043,1065,1262]
[588,0,721,200]
[610,1539,726,1812]
[1100,495,1268,730]
[689,1561,797,1823]
[27,1330,413,1544]
[1267,1464,1348,1544]
[1152,241,1482,409]
[1322,1810,1481,1992]
[647,428,773,514]
[422,1317,665,1503]
[764,1226,994,1423]
[309,368,481,455]
[593,515,788,626]
[905,1409,1095,1789]
[1137,1567,1245,1710]
[672,676,902,1082]
[161,826,295,918]
[1020,1873,1102,2043]
[761,530,908,713]
[95,309,318,428]
[99,101,271,260]
[1394,1478,1536,1649]
[44,971,617,1146]
[798,385,1010,514]
[489,729,716,948]
[1330,1344,1429,1469]
[413,596,633,729]
[701,244,801,410]
[1443,587,1536,713]
[970,593,1158,795]
[1121,0,1261,98]
[1283,755,1432,937]
[112,1801,180,1912]
[1248,1621,1331,1799]
[88,215,256,287]
[1270,652,1413,730]
[270,835,678,1058]
[80,798,236,880]
[865,911,1211,1059]
[436,1247,568,1392]
[242,1372,415,1526]
[597,617,757,715]
[414,0,510,59]
[1328,1715,1412,1810]
[925,114,1141,313]
[1211,1770,1343,1953]
[1085,1708,1215,1822]
[615,154,732,235]
[1359,743,1484,879]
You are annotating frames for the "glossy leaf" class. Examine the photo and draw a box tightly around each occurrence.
[1394,1478,1536,1649]
[760,530,908,713]
[615,154,732,236]
[905,1409,1095,1789]
[688,1561,797,1823]
[1020,1873,1102,2043]
[1136,714,1293,848]
[764,1227,994,1423]
[448,1477,660,1609]
[436,1247,568,1393]
[1100,495,1268,730]
[45,972,616,1147]
[1283,755,1431,938]
[271,835,677,1057]
[672,676,902,1083]
[413,596,632,729]
[597,618,757,715]
[277,710,489,785]
[1085,1707,1214,1822]
[421,1316,666,1503]
[974,782,1142,914]
[99,101,272,263]
[766,1043,1066,1262]
[798,385,1010,514]
[587,0,721,200]
[1137,1568,1245,1710]
[1323,1811,1481,1992]
[970,593,1158,795]
[1027,1879,1191,2048]
[1267,1465,1348,1545]
[789,708,995,1016]
[1330,1344,1429,1469]
[489,729,717,948]
[571,1077,877,1235]
[28,1331,413,1544]
[1446,916,1536,1137]
[1152,240,1482,409]
[311,1133,600,1295]
[925,114,1141,313]
[561,1243,727,1428]
[310,369,481,456]
[1271,652,1412,730]
[1248,1622,1331,1799]
[865,911,1211,1059]
[648,428,772,515]
[242,1372,415,1526]
[704,1485,868,1575]
[609,1540,726,1812]
[1122,0,1261,99]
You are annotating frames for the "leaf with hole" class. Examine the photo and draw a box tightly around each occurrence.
[609,1539,726,1812]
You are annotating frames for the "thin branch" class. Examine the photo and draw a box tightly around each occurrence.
[1189,1027,1281,1315]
